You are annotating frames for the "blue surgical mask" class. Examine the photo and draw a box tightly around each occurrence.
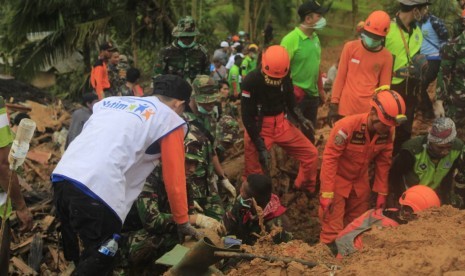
[177,40,196,48]
[361,33,382,49]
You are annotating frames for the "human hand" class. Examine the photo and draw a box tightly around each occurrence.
[326,103,339,127]
[177,222,203,243]
[195,214,226,235]
[221,178,237,202]
[433,100,445,118]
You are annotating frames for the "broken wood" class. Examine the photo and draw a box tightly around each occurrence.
[40,216,55,231]
[5,103,32,112]
[24,160,49,181]
[27,149,52,164]
[11,256,38,275]
[11,236,34,251]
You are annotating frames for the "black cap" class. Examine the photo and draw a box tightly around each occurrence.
[99,42,116,51]
[152,74,192,102]
[298,1,329,17]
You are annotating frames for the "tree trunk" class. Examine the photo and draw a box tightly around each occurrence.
[132,18,138,67]
[352,0,358,30]
[83,36,91,74]
[244,0,250,33]
[191,0,197,21]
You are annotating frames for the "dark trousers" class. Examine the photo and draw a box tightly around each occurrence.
[418,59,441,112]
[53,181,122,276]
[0,219,10,276]
[392,79,420,155]
[298,95,320,143]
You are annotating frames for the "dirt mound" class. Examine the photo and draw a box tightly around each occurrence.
[227,206,465,276]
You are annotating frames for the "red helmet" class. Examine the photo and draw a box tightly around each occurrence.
[399,185,441,212]
[370,89,406,127]
[232,35,240,42]
[364,10,391,37]
[261,45,290,79]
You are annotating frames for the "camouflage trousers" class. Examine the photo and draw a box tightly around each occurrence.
[194,193,226,221]
[446,105,465,140]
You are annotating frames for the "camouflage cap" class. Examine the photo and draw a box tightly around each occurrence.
[218,115,240,143]
[172,16,200,37]
[428,117,457,144]
[192,75,220,103]
[185,134,204,163]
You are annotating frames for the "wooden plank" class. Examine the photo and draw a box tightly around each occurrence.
[24,160,48,181]
[40,215,55,231]
[27,149,52,164]
[18,175,33,192]
[48,245,58,268]
[5,103,32,112]
[11,236,33,251]
[10,256,38,275]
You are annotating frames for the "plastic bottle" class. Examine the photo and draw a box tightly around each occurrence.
[98,234,120,257]
[8,118,36,170]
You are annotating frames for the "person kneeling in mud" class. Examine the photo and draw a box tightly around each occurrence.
[223,174,292,245]
[331,185,440,257]
[117,158,226,274]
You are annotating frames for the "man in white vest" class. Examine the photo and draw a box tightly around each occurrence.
[52,74,200,275]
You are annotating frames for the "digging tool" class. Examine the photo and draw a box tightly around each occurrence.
[214,251,318,267]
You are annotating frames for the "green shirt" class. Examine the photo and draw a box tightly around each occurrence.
[228,64,241,96]
[0,96,13,219]
[385,20,423,85]
[240,56,257,77]
[281,27,321,96]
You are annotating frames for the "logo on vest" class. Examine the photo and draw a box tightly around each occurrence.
[419,163,427,170]
[101,97,157,122]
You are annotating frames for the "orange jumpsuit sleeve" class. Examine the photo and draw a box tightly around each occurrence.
[93,65,106,100]
[160,126,189,224]
[320,120,351,193]
[372,134,393,195]
[331,42,351,104]
[379,52,394,88]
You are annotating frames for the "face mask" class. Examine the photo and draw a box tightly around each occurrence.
[300,17,327,30]
[238,196,252,208]
[177,39,196,48]
[197,104,213,115]
[361,33,382,49]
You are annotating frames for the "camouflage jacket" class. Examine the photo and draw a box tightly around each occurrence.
[154,42,210,83]
[436,31,465,104]
[108,63,125,95]
[183,112,216,199]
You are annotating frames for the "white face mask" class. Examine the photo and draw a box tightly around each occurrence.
[300,17,327,30]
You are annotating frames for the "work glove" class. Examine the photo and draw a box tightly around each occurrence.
[177,222,203,243]
[326,103,339,127]
[320,192,334,215]
[300,118,315,136]
[293,85,305,104]
[220,178,237,202]
[376,193,387,209]
[433,100,445,118]
[195,214,227,235]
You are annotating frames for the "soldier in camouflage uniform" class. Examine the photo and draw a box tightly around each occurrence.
[216,115,241,162]
[435,17,465,139]
[153,16,210,83]
[191,75,237,206]
[117,141,226,274]
[453,1,465,38]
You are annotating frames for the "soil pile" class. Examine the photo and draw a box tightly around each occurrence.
[227,205,465,276]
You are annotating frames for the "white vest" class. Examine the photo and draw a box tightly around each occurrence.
[53,96,187,222]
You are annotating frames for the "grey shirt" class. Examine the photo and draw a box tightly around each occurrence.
[65,107,92,149]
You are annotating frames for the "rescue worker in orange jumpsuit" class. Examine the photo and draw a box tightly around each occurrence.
[319,89,407,244]
[90,42,116,100]
[327,10,393,126]
[241,45,318,192]
[334,185,440,257]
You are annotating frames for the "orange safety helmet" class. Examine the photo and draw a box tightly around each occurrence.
[232,35,240,42]
[399,185,441,212]
[261,45,290,79]
[363,10,391,37]
[370,89,406,127]
[462,9,465,18]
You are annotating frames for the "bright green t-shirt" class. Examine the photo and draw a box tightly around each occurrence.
[281,27,321,96]
[0,96,13,218]
[228,64,241,96]
[240,56,256,77]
